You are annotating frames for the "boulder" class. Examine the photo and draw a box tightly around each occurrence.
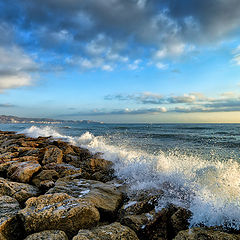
[140,204,179,240]
[171,207,192,236]
[0,161,19,178]
[24,230,68,240]
[31,170,59,188]
[43,163,82,178]
[174,228,240,240]
[53,140,75,155]
[0,177,40,204]
[42,146,63,165]
[120,213,149,234]
[47,177,123,219]
[119,194,162,217]
[19,193,100,237]
[7,161,41,183]
[73,222,139,240]
[0,196,23,240]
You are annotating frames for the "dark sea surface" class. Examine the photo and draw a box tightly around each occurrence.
[1,123,240,229]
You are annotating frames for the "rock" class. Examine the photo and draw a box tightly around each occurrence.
[43,163,82,178]
[171,207,192,236]
[7,161,41,183]
[0,177,40,204]
[0,161,19,178]
[0,196,23,240]
[140,204,178,240]
[31,170,59,187]
[47,177,123,219]
[19,193,100,237]
[120,213,150,234]
[24,230,68,240]
[53,140,75,155]
[0,152,19,162]
[119,194,162,217]
[12,156,39,162]
[42,146,63,165]
[174,228,240,240]
[73,222,139,240]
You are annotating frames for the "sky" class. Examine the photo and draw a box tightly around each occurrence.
[1,0,240,123]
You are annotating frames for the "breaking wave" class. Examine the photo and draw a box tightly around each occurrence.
[21,125,240,230]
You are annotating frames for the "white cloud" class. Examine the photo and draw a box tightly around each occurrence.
[128,59,142,70]
[0,74,32,91]
[232,45,240,65]
[102,65,113,71]
[156,62,168,70]
[0,46,36,91]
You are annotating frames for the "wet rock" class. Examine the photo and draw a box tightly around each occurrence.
[171,207,192,236]
[31,170,59,187]
[0,177,40,204]
[43,163,82,178]
[53,140,75,155]
[0,196,23,240]
[24,230,68,240]
[174,228,240,240]
[19,193,100,237]
[120,213,150,234]
[8,161,41,183]
[73,222,139,240]
[47,177,123,219]
[140,204,179,240]
[42,146,63,165]
[119,193,162,217]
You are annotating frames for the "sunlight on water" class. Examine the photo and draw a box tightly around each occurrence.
[21,125,240,229]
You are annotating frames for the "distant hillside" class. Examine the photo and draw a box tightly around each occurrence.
[0,115,102,124]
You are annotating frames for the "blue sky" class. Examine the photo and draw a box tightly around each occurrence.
[0,0,240,122]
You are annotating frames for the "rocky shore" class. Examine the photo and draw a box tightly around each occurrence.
[0,130,239,240]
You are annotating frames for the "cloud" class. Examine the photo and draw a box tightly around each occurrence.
[232,45,240,65]
[0,46,37,91]
[105,92,204,104]
[1,0,240,71]
[155,62,168,70]
[104,91,240,114]
[60,106,167,117]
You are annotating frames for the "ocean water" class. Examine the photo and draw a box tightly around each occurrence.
[0,122,240,229]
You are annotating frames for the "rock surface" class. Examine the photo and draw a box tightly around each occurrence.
[43,163,82,178]
[174,228,240,240]
[31,169,59,188]
[19,193,100,237]
[0,177,40,204]
[47,177,123,219]
[42,146,63,165]
[24,230,68,240]
[7,161,41,183]
[72,222,139,240]
[0,196,22,240]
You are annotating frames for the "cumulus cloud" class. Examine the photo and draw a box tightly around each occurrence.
[1,0,240,71]
[0,46,36,91]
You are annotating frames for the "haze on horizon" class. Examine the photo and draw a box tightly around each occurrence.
[0,0,240,123]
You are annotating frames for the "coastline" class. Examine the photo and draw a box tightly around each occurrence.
[0,130,239,240]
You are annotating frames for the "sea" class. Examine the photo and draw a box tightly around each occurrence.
[1,122,240,229]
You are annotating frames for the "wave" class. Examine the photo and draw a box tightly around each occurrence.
[20,125,240,230]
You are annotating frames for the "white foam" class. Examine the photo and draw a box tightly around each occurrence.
[19,125,240,229]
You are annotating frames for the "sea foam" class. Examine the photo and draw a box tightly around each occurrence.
[20,125,240,229]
